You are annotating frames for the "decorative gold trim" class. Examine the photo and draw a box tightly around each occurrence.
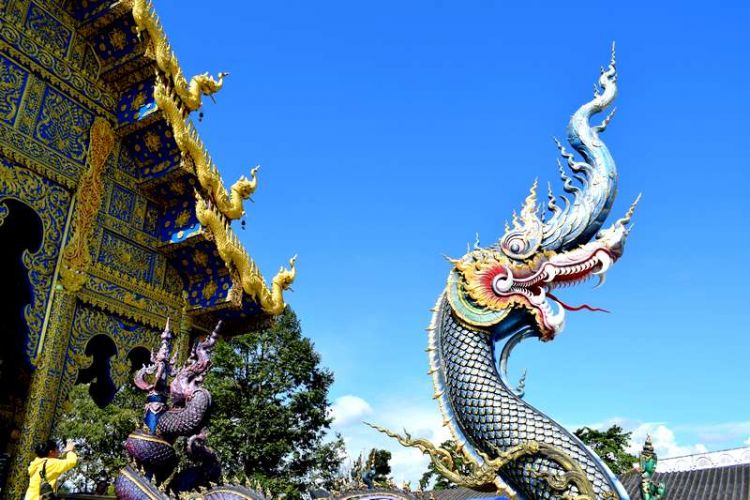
[121,467,162,500]
[369,423,602,499]
[59,118,115,292]
[368,423,519,497]
[127,432,171,446]
[0,28,116,115]
[195,192,295,316]
[0,128,77,190]
[153,80,257,220]
[127,0,257,220]
[90,263,180,305]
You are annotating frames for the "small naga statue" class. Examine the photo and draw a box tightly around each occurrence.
[372,45,638,499]
[114,320,264,500]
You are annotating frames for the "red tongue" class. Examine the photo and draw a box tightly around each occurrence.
[547,292,610,313]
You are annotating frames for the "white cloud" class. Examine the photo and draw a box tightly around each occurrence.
[745,436,750,446]
[568,418,745,459]
[331,395,373,427]
[627,423,707,458]
[331,395,452,486]
[688,421,750,445]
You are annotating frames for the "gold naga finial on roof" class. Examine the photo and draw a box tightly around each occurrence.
[132,0,258,221]
[194,191,295,316]
[131,0,228,112]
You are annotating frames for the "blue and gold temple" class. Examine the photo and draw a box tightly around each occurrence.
[0,0,295,495]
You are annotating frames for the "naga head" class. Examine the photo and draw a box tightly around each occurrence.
[168,321,221,406]
[233,165,260,199]
[447,45,639,341]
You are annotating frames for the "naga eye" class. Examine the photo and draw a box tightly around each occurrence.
[500,231,539,260]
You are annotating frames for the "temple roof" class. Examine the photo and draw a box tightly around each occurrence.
[619,463,750,499]
[75,0,295,332]
[656,445,750,473]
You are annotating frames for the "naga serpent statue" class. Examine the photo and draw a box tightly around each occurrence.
[372,45,637,499]
[115,320,264,500]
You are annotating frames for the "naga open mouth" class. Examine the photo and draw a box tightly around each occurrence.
[447,183,635,341]
[503,248,615,337]
[463,246,619,340]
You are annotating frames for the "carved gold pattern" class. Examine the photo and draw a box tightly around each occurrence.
[195,192,295,316]
[24,1,72,58]
[0,158,71,363]
[0,110,80,188]
[80,264,182,330]
[98,230,157,284]
[0,54,28,125]
[8,289,76,499]
[59,117,114,291]
[201,280,217,301]
[0,22,116,114]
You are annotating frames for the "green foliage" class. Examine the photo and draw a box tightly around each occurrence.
[364,448,392,486]
[53,308,343,497]
[53,383,142,491]
[206,308,345,497]
[366,448,392,478]
[574,425,638,475]
[419,440,469,491]
[348,449,393,488]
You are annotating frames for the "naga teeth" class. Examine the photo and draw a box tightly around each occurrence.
[530,287,546,306]
[593,252,613,275]
[544,266,557,282]
[547,300,566,331]
[594,273,606,288]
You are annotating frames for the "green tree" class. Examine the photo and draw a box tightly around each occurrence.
[54,308,344,497]
[361,448,392,486]
[367,448,392,479]
[207,308,345,497]
[574,425,637,475]
[53,383,142,492]
[418,440,469,491]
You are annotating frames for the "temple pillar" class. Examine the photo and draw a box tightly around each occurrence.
[6,289,77,498]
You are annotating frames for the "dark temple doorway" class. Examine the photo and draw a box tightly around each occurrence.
[128,346,150,373]
[76,334,118,408]
[0,199,43,466]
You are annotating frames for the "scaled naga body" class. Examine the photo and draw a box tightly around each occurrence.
[375,46,637,499]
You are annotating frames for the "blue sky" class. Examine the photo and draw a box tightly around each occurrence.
[157,1,750,482]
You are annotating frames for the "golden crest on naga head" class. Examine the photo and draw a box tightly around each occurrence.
[498,179,543,262]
